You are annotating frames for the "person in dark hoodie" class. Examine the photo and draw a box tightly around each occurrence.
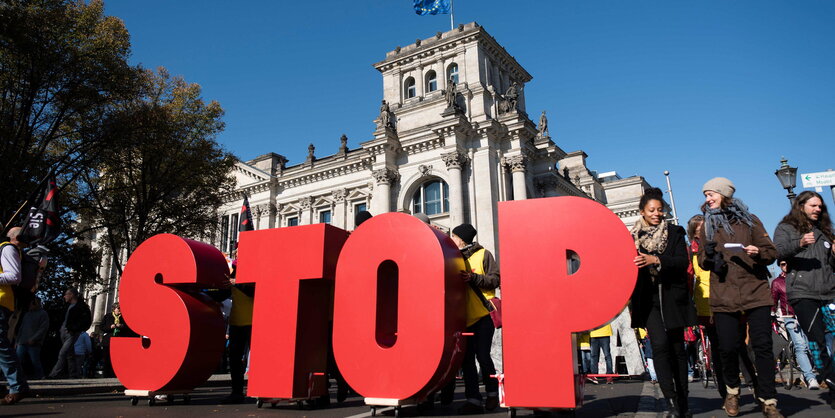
[449,223,500,415]
[15,297,49,380]
[773,190,835,409]
[48,287,92,379]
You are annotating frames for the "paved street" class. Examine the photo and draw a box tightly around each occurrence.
[2,376,833,417]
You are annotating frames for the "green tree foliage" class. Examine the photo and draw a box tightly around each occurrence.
[78,67,236,273]
[1,1,235,300]
[0,0,135,220]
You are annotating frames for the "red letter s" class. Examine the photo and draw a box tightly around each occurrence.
[112,234,229,391]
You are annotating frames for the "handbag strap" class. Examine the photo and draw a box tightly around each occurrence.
[468,281,495,313]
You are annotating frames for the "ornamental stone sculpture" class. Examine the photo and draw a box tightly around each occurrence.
[379,100,394,129]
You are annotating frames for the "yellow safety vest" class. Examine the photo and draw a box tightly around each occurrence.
[590,324,613,338]
[229,286,254,327]
[692,254,712,317]
[464,248,495,327]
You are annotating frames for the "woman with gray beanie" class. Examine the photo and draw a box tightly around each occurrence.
[697,177,782,418]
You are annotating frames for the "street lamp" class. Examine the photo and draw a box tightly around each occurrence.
[774,157,798,202]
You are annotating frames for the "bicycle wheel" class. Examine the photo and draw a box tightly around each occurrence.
[697,343,709,388]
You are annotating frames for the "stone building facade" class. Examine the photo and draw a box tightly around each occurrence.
[88,22,654,375]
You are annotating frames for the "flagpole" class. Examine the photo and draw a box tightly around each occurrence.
[450,0,454,30]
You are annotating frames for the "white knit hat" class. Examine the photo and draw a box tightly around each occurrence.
[702,177,735,199]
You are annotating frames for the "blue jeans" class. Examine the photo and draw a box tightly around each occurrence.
[590,336,613,374]
[0,306,27,393]
[784,317,816,383]
[15,344,44,380]
[580,350,592,373]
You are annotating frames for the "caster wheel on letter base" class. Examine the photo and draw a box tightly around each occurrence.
[130,397,138,406]
[371,406,377,416]
[256,399,264,408]
[508,407,516,418]
[148,397,156,406]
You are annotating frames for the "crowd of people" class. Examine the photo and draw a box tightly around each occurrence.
[626,180,835,418]
[0,177,833,418]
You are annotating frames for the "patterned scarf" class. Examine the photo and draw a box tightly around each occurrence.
[703,198,754,241]
[630,217,668,279]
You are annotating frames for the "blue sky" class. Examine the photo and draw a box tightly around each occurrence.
[104,0,835,236]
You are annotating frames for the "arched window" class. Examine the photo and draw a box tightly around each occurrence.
[425,70,437,92]
[446,63,459,84]
[404,77,416,99]
[412,180,449,216]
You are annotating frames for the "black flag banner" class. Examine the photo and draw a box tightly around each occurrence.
[238,195,254,232]
[20,176,61,245]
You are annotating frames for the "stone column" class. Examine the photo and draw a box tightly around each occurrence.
[372,168,398,214]
[442,151,469,226]
[332,189,347,229]
[299,197,313,225]
[509,155,528,200]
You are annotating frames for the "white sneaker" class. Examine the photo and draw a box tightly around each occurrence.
[688,375,694,383]
[807,378,820,390]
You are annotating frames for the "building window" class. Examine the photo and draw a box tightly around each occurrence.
[404,77,416,99]
[319,210,332,224]
[354,202,368,228]
[447,63,459,84]
[287,217,299,227]
[229,213,239,251]
[425,70,437,92]
[412,180,449,216]
[220,215,230,253]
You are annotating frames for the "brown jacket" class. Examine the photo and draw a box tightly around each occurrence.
[697,214,777,313]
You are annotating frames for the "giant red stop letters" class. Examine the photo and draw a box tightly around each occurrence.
[112,198,637,407]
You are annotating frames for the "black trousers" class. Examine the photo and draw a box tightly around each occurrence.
[228,325,252,395]
[645,305,688,406]
[792,299,835,392]
[714,306,776,400]
[462,315,498,403]
[49,328,80,378]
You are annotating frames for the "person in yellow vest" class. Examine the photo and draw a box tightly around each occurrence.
[577,331,593,381]
[0,227,29,405]
[589,324,615,384]
[450,224,500,415]
[221,249,255,404]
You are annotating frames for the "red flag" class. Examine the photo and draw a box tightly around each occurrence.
[239,196,254,232]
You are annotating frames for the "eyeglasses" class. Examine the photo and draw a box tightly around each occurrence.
[779,263,787,266]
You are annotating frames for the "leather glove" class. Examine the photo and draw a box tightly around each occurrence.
[712,252,727,278]
[704,241,718,258]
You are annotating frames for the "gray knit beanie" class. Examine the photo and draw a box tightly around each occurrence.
[702,177,735,199]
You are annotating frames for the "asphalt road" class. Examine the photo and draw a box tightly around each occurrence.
[4,378,834,417]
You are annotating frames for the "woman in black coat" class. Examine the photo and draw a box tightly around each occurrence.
[630,188,697,418]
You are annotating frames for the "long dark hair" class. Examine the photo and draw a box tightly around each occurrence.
[779,191,834,241]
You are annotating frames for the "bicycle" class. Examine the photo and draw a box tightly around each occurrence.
[694,325,716,389]
[772,316,797,390]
